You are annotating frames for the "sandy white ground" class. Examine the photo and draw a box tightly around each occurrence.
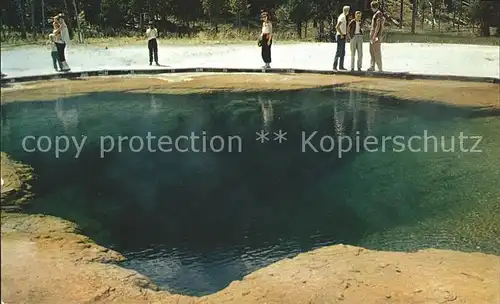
[1,42,499,78]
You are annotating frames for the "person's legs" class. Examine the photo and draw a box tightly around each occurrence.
[152,39,159,64]
[56,43,66,62]
[356,36,363,71]
[261,38,266,66]
[148,39,154,64]
[261,36,271,67]
[339,37,346,69]
[375,42,382,71]
[350,39,356,71]
[54,46,63,71]
[368,42,375,71]
[333,35,341,70]
[373,41,382,71]
[51,51,59,71]
[267,39,272,66]
[56,43,70,71]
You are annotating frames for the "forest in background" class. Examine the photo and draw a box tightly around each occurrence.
[1,0,499,44]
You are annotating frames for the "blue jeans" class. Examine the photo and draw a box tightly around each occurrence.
[51,51,62,71]
[333,34,346,69]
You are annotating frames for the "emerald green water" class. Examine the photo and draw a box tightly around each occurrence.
[1,88,499,296]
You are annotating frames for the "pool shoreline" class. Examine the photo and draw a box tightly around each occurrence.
[1,73,499,109]
[1,68,499,85]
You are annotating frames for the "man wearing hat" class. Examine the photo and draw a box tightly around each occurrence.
[146,21,159,66]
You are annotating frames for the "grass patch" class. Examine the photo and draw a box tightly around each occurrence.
[0,30,310,49]
[2,26,499,49]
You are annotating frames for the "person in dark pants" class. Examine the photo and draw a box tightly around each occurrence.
[260,11,273,69]
[146,22,159,65]
[333,5,350,71]
[48,33,63,71]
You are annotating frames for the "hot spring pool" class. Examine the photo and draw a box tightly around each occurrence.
[1,87,499,296]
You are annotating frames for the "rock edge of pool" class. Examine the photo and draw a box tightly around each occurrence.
[1,74,499,304]
[1,73,499,108]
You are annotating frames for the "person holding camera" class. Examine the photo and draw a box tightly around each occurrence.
[146,21,160,66]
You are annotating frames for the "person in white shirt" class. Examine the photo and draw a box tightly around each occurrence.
[260,11,273,69]
[347,11,364,71]
[52,14,71,72]
[333,5,350,71]
[146,22,159,66]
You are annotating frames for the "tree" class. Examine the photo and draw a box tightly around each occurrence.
[400,0,404,28]
[228,0,250,29]
[310,0,338,40]
[411,0,417,33]
[1,0,497,41]
[201,0,227,32]
[420,0,425,30]
[431,0,440,30]
[469,0,500,36]
[14,0,27,38]
[287,0,312,38]
[172,0,203,27]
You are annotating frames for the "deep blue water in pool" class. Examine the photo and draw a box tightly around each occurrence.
[1,88,499,295]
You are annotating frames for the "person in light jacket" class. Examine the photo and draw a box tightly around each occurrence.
[347,11,363,71]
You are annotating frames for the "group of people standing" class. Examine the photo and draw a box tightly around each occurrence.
[44,4,382,74]
[46,15,161,72]
[333,1,384,72]
[257,2,384,72]
[47,13,71,72]
[141,13,273,69]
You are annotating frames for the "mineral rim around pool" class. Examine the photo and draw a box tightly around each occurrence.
[1,74,499,303]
